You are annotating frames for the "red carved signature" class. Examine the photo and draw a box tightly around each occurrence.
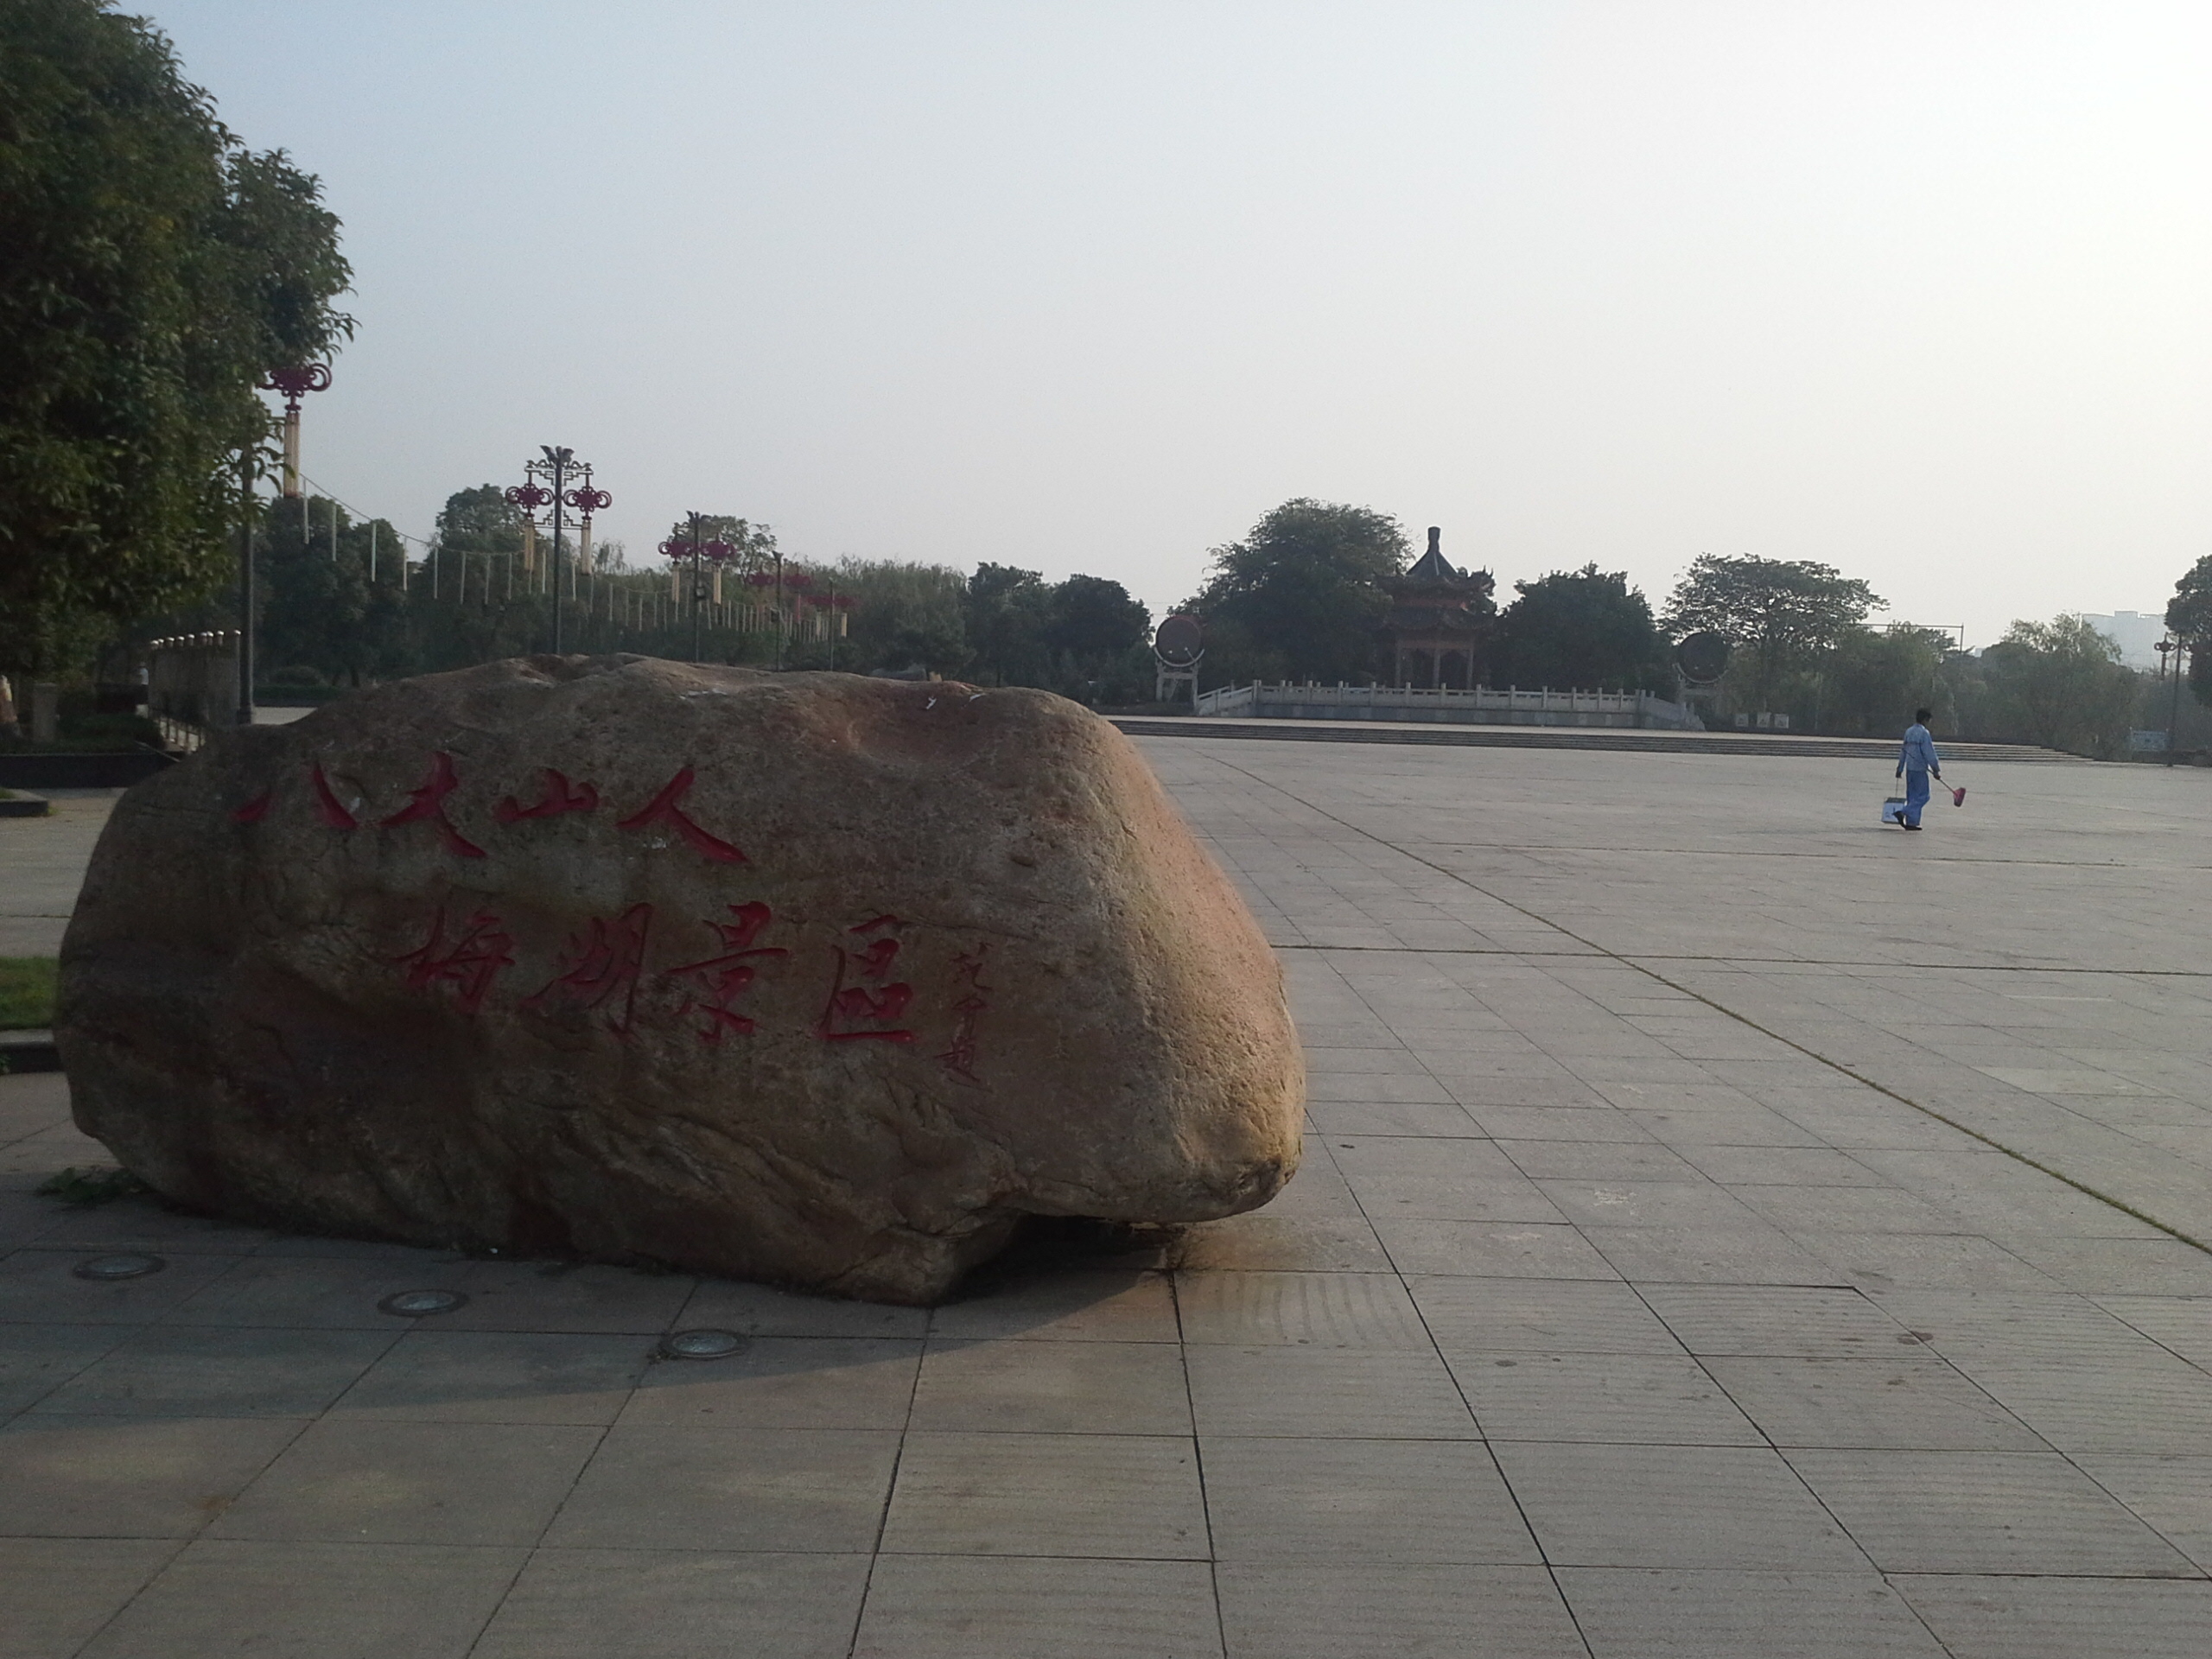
[936,946,992,1086]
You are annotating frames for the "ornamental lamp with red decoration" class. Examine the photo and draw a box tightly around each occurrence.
[257,364,333,499]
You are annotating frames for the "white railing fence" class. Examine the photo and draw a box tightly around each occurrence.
[1192,681,1694,728]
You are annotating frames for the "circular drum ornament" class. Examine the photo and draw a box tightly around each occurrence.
[1154,613,1204,668]
[1675,631,1732,685]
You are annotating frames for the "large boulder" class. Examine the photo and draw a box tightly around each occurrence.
[56,657,1302,1301]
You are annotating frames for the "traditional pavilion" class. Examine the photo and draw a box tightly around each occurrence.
[1384,527,1495,688]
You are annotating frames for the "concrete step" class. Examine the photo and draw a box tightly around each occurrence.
[0,1029,59,1073]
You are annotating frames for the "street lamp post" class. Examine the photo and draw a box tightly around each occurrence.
[2157,637,2186,766]
[564,478,612,642]
[502,480,554,606]
[782,572,813,668]
[258,365,331,500]
[804,587,856,671]
[520,447,607,655]
[660,518,732,664]
[743,552,787,667]
[235,450,257,727]
[240,364,329,727]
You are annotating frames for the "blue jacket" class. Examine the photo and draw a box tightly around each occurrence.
[1898,723,1940,775]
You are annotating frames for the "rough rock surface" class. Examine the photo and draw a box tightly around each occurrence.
[57,657,1303,1301]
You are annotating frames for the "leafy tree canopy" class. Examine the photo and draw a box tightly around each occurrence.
[0,0,354,674]
[2166,552,2212,703]
[1190,499,1408,683]
[1661,556,1882,656]
[436,486,523,554]
[1820,625,1951,737]
[1981,614,2139,758]
[1046,574,1149,659]
[1495,564,1668,691]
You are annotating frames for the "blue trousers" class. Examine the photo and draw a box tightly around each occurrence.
[1903,769,1930,827]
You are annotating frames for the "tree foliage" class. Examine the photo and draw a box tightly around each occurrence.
[0,0,354,675]
[1813,626,1950,737]
[954,565,1150,697]
[1189,499,1408,685]
[1494,564,1669,690]
[2165,552,2212,704]
[1976,616,2141,758]
[1661,555,1883,705]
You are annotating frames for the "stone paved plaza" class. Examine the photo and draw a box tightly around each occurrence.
[4,736,2212,1656]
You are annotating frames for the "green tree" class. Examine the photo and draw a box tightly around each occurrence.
[0,0,354,677]
[963,564,1052,686]
[2164,553,2212,704]
[1046,575,1149,659]
[1661,555,1883,708]
[1980,615,2142,758]
[242,495,412,687]
[1188,499,1409,685]
[814,559,967,676]
[1815,626,1950,736]
[259,495,366,682]
[1495,564,1669,690]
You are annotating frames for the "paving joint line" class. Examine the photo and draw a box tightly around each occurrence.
[844,1325,929,1659]
[1277,943,2212,976]
[1298,1027,1599,1659]
[1202,753,2212,1262]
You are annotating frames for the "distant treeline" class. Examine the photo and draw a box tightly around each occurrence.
[109,489,2212,760]
[143,486,1160,708]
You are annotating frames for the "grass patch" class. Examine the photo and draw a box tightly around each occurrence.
[0,957,58,1029]
[36,1166,148,1206]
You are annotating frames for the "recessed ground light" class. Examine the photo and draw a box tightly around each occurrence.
[660,1328,746,1360]
[378,1288,467,1317]
[73,1254,164,1281]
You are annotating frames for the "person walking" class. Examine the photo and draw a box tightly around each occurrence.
[1895,707,1942,830]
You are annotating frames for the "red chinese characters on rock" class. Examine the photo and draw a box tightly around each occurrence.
[231,790,274,825]
[524,903,653,1035]
[309,764,359,830]
[494,768,600,823]
[818,914,917,1044]
[935,947,992,1086]
[614,766,746,863]
[394,906,516,1014]
[378,752,486,858]
[664,901,791,1044]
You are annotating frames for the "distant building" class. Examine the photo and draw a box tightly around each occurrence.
[1384,528,1494,688]
[2082,610,2165,670]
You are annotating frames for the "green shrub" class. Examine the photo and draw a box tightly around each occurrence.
[0,958,58,1029]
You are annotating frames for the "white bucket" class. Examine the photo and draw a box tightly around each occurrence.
[1881,798,1908,824]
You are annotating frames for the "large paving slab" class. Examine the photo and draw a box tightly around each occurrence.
[2,736,2209,1655]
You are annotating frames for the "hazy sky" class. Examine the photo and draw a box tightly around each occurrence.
[145,2,2210,645]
